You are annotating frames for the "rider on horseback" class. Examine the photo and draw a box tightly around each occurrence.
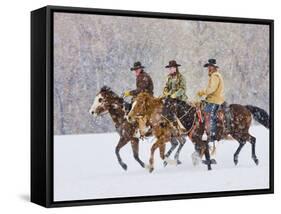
[123,61,154,136]
[162,60,188,134]
[163,60,188,101]
[123,61,154,108]
[197,59,225,143]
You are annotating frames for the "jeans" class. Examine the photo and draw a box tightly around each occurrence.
[204,103,220,141]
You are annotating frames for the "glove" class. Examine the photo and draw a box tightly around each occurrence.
[123,90,131,97]
[171,93,177,99]
[163,90,171,97]
[197,90,205,97]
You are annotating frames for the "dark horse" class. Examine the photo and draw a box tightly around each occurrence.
[89,86,145,170]
[186,101,270,170]
[89,86,185,171]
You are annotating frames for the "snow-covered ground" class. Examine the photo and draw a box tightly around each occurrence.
[54,125,270,201]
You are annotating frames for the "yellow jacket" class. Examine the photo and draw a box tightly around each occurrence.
[199,71,224,105]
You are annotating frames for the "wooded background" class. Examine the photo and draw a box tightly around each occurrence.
[53,12,270,135]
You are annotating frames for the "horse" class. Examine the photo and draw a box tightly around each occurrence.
[89,86,145,170]
[190,101,270,170]
[127,92,270,171]
[127,92,203,172]
[89,86,184,171]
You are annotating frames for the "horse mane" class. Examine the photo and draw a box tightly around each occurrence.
[136,92,163,117]
[100,85,113,93]
[100,85,124,104]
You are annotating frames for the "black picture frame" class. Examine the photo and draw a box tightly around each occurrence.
[31,5,274,208]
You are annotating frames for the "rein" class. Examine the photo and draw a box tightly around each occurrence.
[98,111,110,117]
[178,105,194,120]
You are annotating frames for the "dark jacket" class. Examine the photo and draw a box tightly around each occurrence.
[130,71,154,97]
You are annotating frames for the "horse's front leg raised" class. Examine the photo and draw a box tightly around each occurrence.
[131,138,145,168]
[115,137,129,170]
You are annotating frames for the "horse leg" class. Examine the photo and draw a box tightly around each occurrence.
[204,142,212,170]
[159,143,166,160]
[191,143,202,166]
[233,141,245,165]
[174,136,186,165]
[163,137,178,167]
[147,141,160,173]
[248,135,259,165]
[115,137,129,170]
[131,138,145,168]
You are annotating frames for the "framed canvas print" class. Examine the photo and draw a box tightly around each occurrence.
[31,5,274,207]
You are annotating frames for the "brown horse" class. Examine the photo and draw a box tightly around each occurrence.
[187,101,269,170]
[89,86,184,171]
[89,86,145,170]
[127,92,269,171]
[127,93,196,172]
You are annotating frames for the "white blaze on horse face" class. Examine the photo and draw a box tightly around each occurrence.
[89,93,103,116]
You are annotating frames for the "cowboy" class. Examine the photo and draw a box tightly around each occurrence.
[123,61,154,137]
[124,61,154,109]
[162,60,188,135]
[163,60,188,101]
[197,59,225,143]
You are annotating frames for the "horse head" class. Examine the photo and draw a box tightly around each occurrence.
[89,86,123,117]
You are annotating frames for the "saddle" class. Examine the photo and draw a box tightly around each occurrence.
[161,98,192,136]
[198,101,232,134]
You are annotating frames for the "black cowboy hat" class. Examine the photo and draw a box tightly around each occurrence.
[130,61,145,71]
[165,60,181,68]
[204,59,219,68]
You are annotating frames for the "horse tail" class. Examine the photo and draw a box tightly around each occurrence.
[245,105,270,129]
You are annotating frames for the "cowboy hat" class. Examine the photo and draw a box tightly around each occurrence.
[130,61,145,71]
[204,59,219,68]
[165,60,181,68]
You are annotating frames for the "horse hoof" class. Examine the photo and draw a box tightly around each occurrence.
[207,165,212,170]
[163,161,168,167]
[164,157,177,165]
[177,160,182,165]
[234,156,238,165]
[145,164,154,172]
[210,159,217,164]
[254,158,259,165]
[121,164,127,170]
[202,160,211,165]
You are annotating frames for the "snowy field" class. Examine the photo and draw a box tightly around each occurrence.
[54,125,270,201]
